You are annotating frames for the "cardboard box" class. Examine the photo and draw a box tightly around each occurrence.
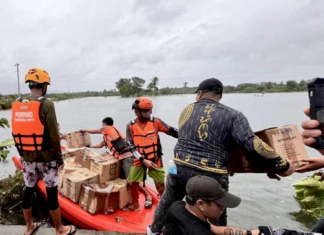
[228,125,309,174]
[74,149,101,169]
[66,131,91,148]
[100,151,112,158]
[58,161,83,189]
[62,168,99,202]
[108,178,131,209]
[90,156,121,183]
[79,183,119,215]
[63,148,86,159]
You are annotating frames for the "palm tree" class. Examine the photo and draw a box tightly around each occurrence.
[147,77,159,91]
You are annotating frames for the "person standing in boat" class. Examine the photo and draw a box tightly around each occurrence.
[11,68,76,235]
[126,97,178,210]
[148,78,295,234]
[297,107,324,233]
[81,117,134,177]
[81,117,152,204]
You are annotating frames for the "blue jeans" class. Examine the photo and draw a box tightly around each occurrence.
[151,163,229,233]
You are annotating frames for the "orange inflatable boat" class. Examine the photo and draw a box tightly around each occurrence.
[12,156,159,233]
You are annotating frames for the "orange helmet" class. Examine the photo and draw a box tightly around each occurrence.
[25,68,51,85]
[132,97,153,110]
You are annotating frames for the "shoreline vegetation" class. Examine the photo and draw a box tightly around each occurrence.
[0,78,308,111]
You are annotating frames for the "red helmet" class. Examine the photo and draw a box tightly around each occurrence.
[132,97,153,110]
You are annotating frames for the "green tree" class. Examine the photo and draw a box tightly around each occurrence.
[159,87,171,95]
[286,80,298,91]
[298,80,307,91]
[116,78,132,91]
[119,82,134,97]
[131,77,145,95]
[0,118,14,162]
[147,77,159,91]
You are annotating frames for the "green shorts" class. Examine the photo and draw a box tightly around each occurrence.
[128,166,165,184]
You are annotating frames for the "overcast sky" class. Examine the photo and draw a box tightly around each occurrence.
[0,0,323,94]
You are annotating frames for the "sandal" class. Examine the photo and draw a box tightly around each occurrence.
[144,197,153,209]
[24,222,42,235]
[65,225,77,235]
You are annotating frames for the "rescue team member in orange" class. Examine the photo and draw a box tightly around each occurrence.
[126,97,178,210]
[11,68,76,235]
[81,117,152,206]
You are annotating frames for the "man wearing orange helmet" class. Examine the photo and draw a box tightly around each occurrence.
[126,97,178,210]
[11,68,76,235]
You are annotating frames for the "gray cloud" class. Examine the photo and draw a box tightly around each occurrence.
[0,0,323,94]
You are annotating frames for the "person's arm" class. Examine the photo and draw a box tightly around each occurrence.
[210,225,259,235]
[230,111,294,176]
[46,101,63,165]
[297,107,324,173]
[125,123,133,142]
[80,128,102,134]
[155,118,178,138]
[89,140,105,149]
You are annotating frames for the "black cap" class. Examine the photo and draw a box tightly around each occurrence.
[195,78,223,93]
[186,175,241,208]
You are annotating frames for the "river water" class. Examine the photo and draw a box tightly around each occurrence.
[0,93,320,231]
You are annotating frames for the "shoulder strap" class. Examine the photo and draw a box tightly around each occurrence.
[111,126,122,138]
[37,96,46,102]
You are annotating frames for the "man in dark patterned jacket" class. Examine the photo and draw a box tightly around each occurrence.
[148,78,295,235]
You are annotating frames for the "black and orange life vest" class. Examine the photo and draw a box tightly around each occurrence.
[11,97,45,152]
[102,126,128,157]
[131,117,162,166]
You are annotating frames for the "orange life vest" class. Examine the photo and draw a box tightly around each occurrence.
[102,126,128,157]
[11,97,45,152]
[131,117,162,166]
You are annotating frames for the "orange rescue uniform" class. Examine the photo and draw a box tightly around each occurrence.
[127,117,171,167]
[102,126,128,160]
[12,98,45,152]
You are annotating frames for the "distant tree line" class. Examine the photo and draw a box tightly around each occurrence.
[0,79,309,110]
[46,89,119,102]
[116,77,308,97]
[223,80,308,94]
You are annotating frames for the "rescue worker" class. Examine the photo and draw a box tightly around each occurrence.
[126,97,178,210]
[11,68,76,235]
[81,117,153,208]
[81,118,134,175]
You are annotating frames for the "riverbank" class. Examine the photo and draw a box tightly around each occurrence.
[0,225,145,235]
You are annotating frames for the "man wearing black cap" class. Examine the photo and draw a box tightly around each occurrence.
[164,176,258,235]
[149,78,294,234]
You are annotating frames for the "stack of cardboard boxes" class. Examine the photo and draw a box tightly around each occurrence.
[59,131,131,215]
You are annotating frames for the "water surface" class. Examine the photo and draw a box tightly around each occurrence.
[0,93,319,231]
